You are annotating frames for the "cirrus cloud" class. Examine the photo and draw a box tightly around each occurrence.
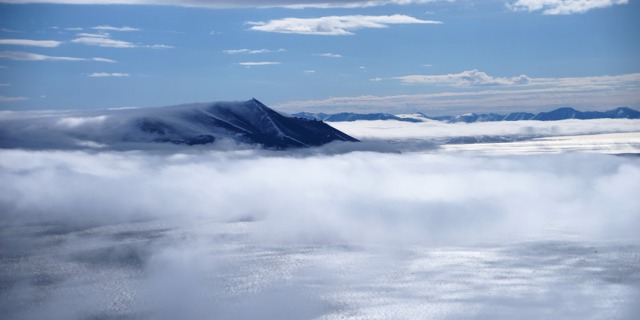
[0,39,62,47]
[0,50,115,63]
[315,53,342,58]
[93,25,140,32]
[71,33,172,49]
[223,48,286,54]
[0,95,28,102]
[249,14,442,36]
[89,72,130,77]
[72,36,137,48]
[238,61,281,67]
[0,50,85,61]
[508,0,629,15]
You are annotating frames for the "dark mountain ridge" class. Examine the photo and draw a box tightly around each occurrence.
[0,99,358,150]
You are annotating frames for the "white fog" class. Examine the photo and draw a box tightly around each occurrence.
[1,119,639,319]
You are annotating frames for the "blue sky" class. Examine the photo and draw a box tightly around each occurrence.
[0,0,638,115]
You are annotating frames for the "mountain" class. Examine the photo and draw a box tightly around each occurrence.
[532,107,640,121]
[293,112,422,123]
[503,112,535,121]
[0,99,358,150]
[299,107,639,124]
[446,113,506,123]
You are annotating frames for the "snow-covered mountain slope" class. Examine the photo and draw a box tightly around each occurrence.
[0,99,358,150]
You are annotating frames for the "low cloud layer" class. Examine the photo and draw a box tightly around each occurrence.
[329,118,640,141]
[0,148,639,319]
[1,148,639,243]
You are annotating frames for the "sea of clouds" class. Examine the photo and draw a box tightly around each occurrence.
[1,143,639,319]
[1,116,640,319]
[328,118,640,141]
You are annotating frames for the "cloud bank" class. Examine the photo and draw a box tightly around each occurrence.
[508,0,629,15]
[329,118,640,141]
[0,148,639,319]
[249,15,441,35]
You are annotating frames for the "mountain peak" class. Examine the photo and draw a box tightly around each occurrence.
[0,99,359,150]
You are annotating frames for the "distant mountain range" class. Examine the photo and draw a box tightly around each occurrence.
[293,112,423,123]
[293,107,640,123]
[0,99,357,150]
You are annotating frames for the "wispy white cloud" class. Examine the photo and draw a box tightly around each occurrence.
[249,14,441,36]
[147,44,173,49]
[0,50,114,62]
[508,0,629,15]
[71,33,172,49]
[0,50,86,61]
[71,36,136,48]
[238,61,281,67]
[93,25,140,32]
[91,57,117,63]
[0,1,447,9]
[304,70,316,74]
[77,32,110,38]
[0,39,62,47]
[0,28,22,33]
[89,72,129,77]
[0,83,9,87]
[315,53,342,58]
[0,95,28,102]
[223,48,286,54]
[393,69,531,87]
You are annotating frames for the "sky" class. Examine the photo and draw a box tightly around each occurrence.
[0,0,639,115]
